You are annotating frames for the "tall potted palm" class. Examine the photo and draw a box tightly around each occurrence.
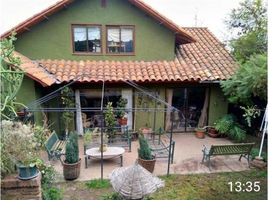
[137,135,156,173]
[63,133,81,180]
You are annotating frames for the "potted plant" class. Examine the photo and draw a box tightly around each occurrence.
[104,102,117,139]
[137,135,156,173]
[195,127,206,139]
[207,126,219,138]
[1,120,39,180]
[63,132,81,180]
[116,97,128,125]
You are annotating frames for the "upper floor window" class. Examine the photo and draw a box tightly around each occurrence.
[72,25,102,53]
[106,26,134,54]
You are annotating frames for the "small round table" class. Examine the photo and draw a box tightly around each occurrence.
[85,147,125,168]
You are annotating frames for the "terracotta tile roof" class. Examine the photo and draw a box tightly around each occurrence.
[12,51,58,87]
[0,0,195,44]
[36,28,237,85]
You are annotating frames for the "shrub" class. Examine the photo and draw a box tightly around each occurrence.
[115,97,128,118]
[104,102,116,139]
[1,120,38,176]
[85,179,111,189]
[101,192,122,200]
[250,148,267,162]
[65,133,79,164]
[42,187,62,200]
[138,135,153,160]
[84,130,92,145]
[215,114,246,142]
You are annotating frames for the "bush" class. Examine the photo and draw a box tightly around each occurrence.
[138,135,153,160]
[65,133,79,164]
[250,148,267,162]
[42,187,62,200]
[101,192,122,200]
[1,120,38,176]
[215,114,246,142]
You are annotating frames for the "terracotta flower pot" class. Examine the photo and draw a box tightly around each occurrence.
[195,129,205,139]
[207,127,219,138]
[118,118,127,125]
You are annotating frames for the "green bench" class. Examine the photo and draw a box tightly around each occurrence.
[45,132,67,160]
[202,143,255,170]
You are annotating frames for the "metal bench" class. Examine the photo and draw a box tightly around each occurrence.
[45,131,67,160]
[202,143,255,170]
[147,133,175,164]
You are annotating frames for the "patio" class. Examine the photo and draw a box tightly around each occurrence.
[44,133,251,182]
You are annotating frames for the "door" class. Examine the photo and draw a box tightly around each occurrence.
[171,87,206,132]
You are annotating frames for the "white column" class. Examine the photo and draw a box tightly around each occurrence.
[75,89,83,136]
[121,89,133,130]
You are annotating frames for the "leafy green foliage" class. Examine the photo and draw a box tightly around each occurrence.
[85,179,111,189]
[34,158,57,186]
[60,87,75,133]
[115,97,128,118]
[83,130,92,145]
[221,54,267,105]
[104,102,116,139]
[101,192,121,200]
[65,133,79,164]
[240,105,261,127]
[250,148,267,162]
[42,187,62,200]
[0,32,25,120]
[226,0,267,62]
[215,115,246,142]
[138,135,153,160]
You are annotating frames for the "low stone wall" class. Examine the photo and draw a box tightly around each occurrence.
[1,173,42,200]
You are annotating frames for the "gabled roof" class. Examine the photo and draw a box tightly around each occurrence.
[0,0,195,44]
[20,28,237,86]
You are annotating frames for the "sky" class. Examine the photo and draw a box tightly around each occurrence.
[0,0,242,41]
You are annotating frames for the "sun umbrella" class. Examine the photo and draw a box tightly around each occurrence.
[109,163,164,200]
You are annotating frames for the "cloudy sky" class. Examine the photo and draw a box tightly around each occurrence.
[0,0,242,41]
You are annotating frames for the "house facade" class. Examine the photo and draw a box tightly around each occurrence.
[2,0,237,134]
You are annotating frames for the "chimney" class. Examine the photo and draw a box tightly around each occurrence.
[101,0,107,7]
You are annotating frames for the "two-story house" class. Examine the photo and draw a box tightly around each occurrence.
[1,0,237,134]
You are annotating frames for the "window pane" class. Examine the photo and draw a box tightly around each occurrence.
[107,28,120,53]
[121,28,133,52]
[87,27,101,53]
[74,27,87,52]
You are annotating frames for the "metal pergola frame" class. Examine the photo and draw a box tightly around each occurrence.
[26,75,178,179]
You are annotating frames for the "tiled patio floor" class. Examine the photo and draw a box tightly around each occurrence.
[44,133,250,182]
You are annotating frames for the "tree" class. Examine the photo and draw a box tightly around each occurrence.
[221,53,267,105]
[222,0,267,128]
[0,33,25,119]
[226,0,267,62]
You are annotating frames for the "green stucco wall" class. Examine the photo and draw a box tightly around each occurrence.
[16,76,43,125]
[134,88,165,131]
[208,85,228,125]
[15,0,175,61]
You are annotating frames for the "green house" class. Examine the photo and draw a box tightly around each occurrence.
[2,0,237,134]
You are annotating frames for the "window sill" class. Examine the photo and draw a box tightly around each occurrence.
[72,52,103,56]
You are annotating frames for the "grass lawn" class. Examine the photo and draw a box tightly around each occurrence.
[56,169,267,200]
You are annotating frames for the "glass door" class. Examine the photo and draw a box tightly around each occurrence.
[170,87,206,132]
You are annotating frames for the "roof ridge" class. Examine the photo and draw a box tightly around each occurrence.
[1,0,195,44]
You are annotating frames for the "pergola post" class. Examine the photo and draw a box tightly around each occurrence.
[75,89,83,136]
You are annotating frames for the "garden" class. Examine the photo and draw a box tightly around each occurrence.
[1,0,267,200]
